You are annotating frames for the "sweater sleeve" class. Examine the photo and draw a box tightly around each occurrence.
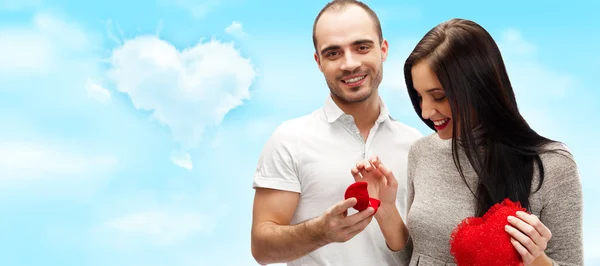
[538,146,584,265]
[391,142,419,264]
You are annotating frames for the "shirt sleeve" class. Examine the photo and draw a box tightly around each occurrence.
[252,123,301,193]
[539,144,583,265]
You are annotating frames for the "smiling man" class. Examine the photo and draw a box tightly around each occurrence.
[250,1,423,265]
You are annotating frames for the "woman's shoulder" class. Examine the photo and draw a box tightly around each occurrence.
[537,141,580,188]
[539,141,577,167]
[409,132,449,155]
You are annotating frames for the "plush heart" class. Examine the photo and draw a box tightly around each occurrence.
[449,198,527,266]
[344,181,380,213]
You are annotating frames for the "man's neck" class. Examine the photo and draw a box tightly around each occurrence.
[332,93,381,139]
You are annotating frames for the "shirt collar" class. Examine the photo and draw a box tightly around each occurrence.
[323,95,392,124]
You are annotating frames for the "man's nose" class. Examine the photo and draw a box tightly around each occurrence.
[340,53,361,72]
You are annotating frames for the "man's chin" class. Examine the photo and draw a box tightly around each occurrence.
[336,91,372,104]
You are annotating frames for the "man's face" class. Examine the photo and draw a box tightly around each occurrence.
[313,5,388,104]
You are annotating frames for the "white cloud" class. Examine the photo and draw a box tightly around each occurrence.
[0,141,117,179]
[98,190,229,247]
[582,212,600,264]
[0,12,97,76]
[0,13,119,186]
[225,21,247,39]
[380,38,419,92]
[494,29,579,139]
[0,0,42,10]
[212,118,278,149]
[497,29,572,97]
[106,210,213,245]
[106,35,256,168]
[157,0,220,19]
[586,237,600,263]
[506,60,573,97]
[499,29,537,56]
[373,5,422,23]
[0,11,105,111]
[0,29,53,73]
[86,79,112,104]
[170,150,193,170]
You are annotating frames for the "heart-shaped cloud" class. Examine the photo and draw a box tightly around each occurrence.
[106,35,256,154]
[450,198,526,266]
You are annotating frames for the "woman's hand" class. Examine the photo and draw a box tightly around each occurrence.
[350,155,398,206]
[505,211,553,265]
[351,156,409,251]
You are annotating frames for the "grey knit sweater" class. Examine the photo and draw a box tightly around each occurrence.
[397,133,583,265]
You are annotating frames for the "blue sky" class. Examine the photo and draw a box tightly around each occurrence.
[0,0,598,265]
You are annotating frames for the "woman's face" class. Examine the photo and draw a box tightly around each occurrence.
[411,60,455,140]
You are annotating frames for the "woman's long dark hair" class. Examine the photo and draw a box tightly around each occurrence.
[404,18,556,216]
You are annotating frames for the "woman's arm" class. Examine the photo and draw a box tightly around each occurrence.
[505,147,583,265]
[352,155,414,252]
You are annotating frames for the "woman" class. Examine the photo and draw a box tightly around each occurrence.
[352,18,583,265]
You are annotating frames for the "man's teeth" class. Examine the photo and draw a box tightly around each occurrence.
[343,75,365,83]
[433,119,449,126]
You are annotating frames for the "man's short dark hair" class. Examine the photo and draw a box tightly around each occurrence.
[312,0,383,52]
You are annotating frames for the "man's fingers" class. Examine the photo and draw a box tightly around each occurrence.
[329,197,357,216]
[342,207,374,227]
[325,202,374,242]
[345,214,373,237]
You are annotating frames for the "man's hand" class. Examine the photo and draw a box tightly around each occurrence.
[251,188,374,265]
[318,197,375,243]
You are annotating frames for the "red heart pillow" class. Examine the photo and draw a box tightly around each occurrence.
[344,181,380,214]
[449,198,527,266]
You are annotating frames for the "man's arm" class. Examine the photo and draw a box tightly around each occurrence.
[251,188,325,265]
[251,187,374,265]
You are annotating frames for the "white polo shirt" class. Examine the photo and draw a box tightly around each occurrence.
[253,95,423,266]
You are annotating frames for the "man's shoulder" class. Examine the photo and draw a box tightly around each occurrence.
[385,118,424,140]
[269,110,321,140]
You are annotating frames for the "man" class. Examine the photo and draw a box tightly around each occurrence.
[250,0,422,265]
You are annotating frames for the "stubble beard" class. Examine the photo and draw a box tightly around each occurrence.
[327,64,383,105]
